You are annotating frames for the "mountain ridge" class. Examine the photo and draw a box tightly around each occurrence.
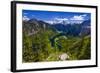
[23,18,91,36]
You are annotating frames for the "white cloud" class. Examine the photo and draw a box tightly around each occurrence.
[53,18,69,24]
[81,14,87,17]
[55,18,68,21]
[45,20,54,24]
[44,14,87,25]
[70,14,87,21]
[70,15,84,20]
[23,16,30,21]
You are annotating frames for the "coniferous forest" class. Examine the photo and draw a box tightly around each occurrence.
[22,10,91,63]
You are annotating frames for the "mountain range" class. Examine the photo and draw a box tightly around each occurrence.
[23,18,91,36]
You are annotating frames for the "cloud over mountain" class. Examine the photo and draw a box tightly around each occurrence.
[23,16,30,21]
[44,14,87,25]
[70,14,87,21]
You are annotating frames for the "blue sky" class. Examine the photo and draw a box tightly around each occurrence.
[22,10,91,24]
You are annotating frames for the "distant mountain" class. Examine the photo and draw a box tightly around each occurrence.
[52,24,67,32]
[46,18,84,25]
[23,18,56,36]
[79,20,91,36]
[51,20,91,36]
[82,20,91,26]
[23,18,91,36]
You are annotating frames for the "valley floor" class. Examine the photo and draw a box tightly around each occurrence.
[22,30,91,63]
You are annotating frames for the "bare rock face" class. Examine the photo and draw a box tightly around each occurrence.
[59,53,69,61]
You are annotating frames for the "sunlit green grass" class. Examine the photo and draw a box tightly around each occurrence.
[22,30,91,63]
